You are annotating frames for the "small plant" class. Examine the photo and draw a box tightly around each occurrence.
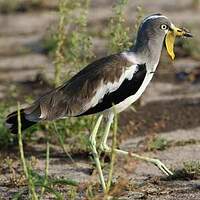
[168,160,200,181]
[42,30,58,56]
[183,160,200,176]
[147,136,169,151]
[107,0,132,53]
[67,186,78,200]
[53,0,94,86]
[66,0,94,71]
[53,0,69,87]
[40,141,50,197]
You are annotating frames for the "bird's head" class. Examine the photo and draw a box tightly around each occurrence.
[135,13,192,60]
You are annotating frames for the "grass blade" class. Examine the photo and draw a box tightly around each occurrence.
[17,102,38,200]
[40,140,50,197]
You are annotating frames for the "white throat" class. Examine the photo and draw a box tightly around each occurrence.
[122,51,160,73]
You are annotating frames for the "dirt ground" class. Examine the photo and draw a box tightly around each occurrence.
[0,0,200,199]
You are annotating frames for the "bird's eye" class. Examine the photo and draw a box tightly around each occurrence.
[160,24,168,30]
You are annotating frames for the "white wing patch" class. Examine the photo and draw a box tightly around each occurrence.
[83,64,138,112]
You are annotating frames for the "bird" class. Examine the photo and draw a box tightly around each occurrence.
[5,13,192,192]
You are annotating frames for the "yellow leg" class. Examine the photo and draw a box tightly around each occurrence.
[100,113,114,152]
[114,148,173,176]
[100,113,173,176]
[89,115,106,192]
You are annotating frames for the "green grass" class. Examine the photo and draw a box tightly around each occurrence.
[40,140,50,197]
[53,0,69,87]
[107,2,143,54]
[47,116,97,153]
[67,186,78,200]
[183,160,200,176]
[42,31,58,56]
[167,160,200,181]
[147,136,170,151]
[107,0,132,53]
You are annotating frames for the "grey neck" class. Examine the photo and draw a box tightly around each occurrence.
[129,35,165,71]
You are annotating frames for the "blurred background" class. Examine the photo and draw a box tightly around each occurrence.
[0,0,200,199]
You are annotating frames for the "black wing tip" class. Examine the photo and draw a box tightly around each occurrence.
[5,109,36,134]
[5,112,19,134]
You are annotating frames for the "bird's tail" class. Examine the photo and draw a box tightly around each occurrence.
[5,109,37,134]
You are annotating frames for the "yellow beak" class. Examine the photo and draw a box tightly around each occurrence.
[165,25,192,60]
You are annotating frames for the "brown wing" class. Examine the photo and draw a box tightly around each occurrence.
[25,53,133,121]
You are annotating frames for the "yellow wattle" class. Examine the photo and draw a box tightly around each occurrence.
[165,31,176,60]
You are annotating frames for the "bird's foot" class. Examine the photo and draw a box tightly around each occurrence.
[99,143,110,152]
[149,158,173,176]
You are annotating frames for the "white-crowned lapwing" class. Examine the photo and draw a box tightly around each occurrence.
[6,14,192,191]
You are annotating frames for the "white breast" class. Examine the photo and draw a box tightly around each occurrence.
[109,73,154,113]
